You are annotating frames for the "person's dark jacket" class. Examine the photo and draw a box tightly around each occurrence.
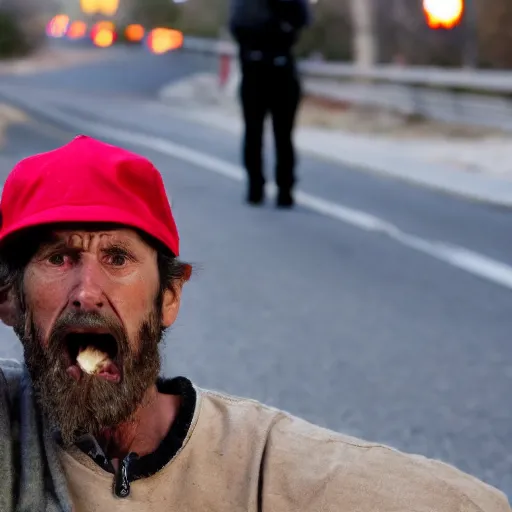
[229,0,311,56]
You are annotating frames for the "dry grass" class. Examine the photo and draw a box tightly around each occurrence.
[298,95,505,140]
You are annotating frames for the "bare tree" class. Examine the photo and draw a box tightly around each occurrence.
[349,0,377,67]
[374,0,464,66]
[176,0,228,38]
[296,0,353,61]
[477,0,512,68]
[0,0,58,54]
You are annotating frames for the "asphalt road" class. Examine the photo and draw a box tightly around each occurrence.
[0,45,511,500]
[1,42,218,97]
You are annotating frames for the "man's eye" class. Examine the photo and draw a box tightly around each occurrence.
[108,254,127,267]
[47,253,66,266]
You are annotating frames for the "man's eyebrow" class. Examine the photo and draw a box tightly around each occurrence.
[37,236,71,252]
[101,239,136,251]
[35,234,140,254]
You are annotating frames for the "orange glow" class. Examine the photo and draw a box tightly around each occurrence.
[125,24,145,42]
[93,28,114,47]
[98,0,119,16]
[423,0,464,29]
[94,20,115,31]
[46,14,70,38]
[90,20,115,39]
[67,20,87,39]
[80,0,118,15]
[80,0,99,15]
[147,28,183,54]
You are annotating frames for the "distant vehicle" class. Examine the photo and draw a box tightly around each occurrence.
[46,14,184,54]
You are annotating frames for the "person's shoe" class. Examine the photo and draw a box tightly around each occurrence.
[276,189,294,208]
[246,184,264,205]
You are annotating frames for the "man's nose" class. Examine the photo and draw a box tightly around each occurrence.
[70,262,105,312]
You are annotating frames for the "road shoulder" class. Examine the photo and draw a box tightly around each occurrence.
[0,44,111,76]
[158,72,512,208]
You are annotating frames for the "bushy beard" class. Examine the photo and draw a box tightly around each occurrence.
[15,306,163,447]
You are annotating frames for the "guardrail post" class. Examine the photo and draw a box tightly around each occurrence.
[219,53,230,89]
[218,41,233,90]
[409,84,423,118]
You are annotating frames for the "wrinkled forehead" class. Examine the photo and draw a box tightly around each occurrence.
[39,226,147,251]
[1,223,157,264]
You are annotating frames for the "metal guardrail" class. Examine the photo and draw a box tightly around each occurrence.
[183,36,512,93]
[181,36,512,132]
[183,37,237,57]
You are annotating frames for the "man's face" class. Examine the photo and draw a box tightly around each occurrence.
[14,227,171,445]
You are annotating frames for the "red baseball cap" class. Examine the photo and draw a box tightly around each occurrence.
[0,135,180,256]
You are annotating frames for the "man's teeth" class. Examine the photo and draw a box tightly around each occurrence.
[76,346,111,375]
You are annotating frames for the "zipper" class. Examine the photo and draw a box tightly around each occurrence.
[114,452,139,498]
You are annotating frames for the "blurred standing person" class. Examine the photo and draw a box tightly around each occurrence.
[229,0,311,208]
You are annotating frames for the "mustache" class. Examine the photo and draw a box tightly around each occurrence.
[48,310,127,353]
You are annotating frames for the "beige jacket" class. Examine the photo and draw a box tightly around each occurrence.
[59,387,511,512]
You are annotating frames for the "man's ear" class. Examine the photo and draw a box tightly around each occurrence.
[161,282,185,329]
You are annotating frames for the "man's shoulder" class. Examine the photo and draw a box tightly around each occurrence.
[0,358,24,402]
[0,358,23,371]
[197,389,510,511]
[197,387,283,425]
[266,411,511,512]
[0,358,24,379]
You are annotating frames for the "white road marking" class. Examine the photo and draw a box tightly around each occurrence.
[4,91,512,292]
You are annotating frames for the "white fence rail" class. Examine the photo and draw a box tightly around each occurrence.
[181,36,512,132]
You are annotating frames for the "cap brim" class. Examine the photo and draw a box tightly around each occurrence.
[0,204,179,255]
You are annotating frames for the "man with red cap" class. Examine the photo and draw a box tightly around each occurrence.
[0,135,508,511]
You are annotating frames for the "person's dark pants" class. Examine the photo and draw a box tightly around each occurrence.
[239,55,301,201]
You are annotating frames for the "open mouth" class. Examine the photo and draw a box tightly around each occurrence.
[64,331,121,383]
